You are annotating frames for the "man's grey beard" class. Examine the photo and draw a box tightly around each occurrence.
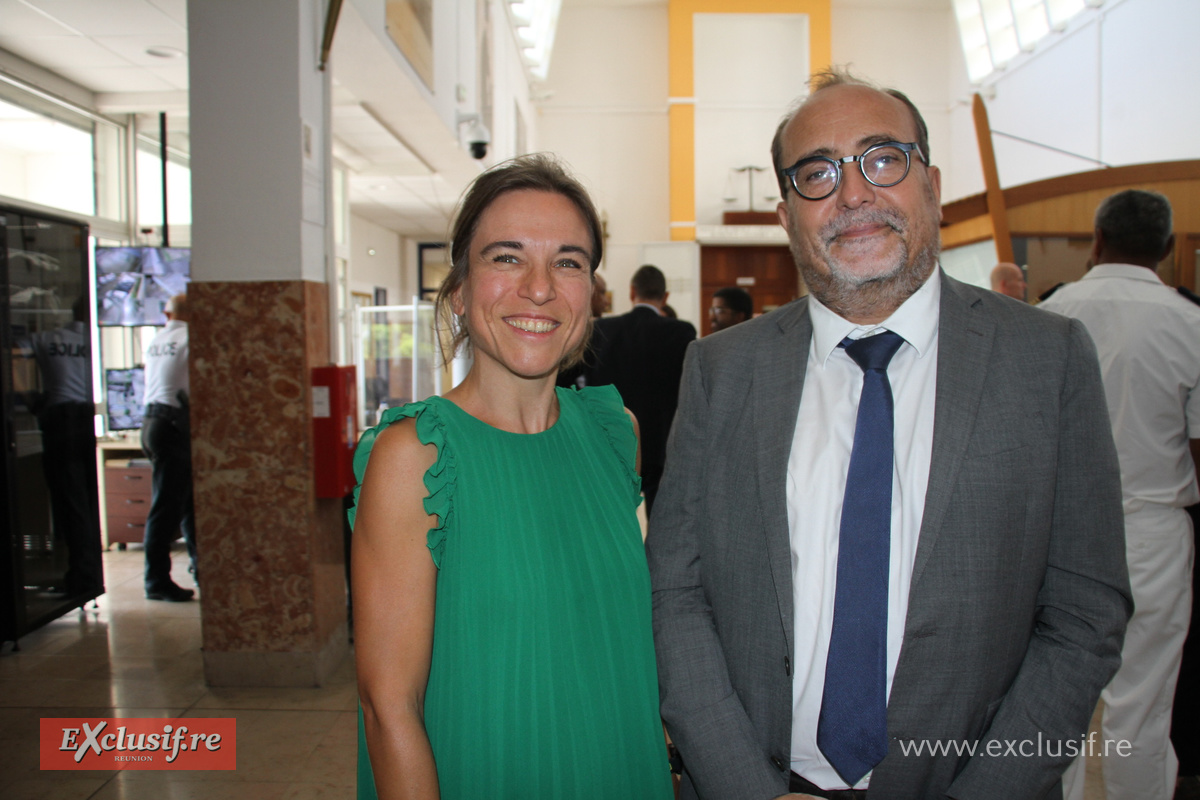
[792,207,940,322]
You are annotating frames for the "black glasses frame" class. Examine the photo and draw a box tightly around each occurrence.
[782,141,927,201]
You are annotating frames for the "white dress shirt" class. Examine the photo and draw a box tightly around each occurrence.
[788,270,941,789]
[24,320,92,406]
[1040,263,1200,511]
[143,319,190,408]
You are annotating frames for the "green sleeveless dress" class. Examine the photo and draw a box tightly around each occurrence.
[351,385,673,800]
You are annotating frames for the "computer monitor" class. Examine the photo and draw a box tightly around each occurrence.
[105,367,145,431]
[95,246,190,327]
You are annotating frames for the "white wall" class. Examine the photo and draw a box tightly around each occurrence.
[537,2,670,315]
[981,27,1104,188]
[694,13,809,222]
[401,237,429,302]
[487,0,537,161]
[832,2,974,201]
[188,0,328,283]
[1099,0,1199,163]
[349,213,403,303]
[970,0,1200,192]
[345,0,464,132]
[937,0,1200,199]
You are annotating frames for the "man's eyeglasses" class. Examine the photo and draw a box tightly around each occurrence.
[781,141,927,201]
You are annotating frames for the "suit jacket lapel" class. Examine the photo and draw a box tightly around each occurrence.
[754,300,811,655]
[910,273,996,588]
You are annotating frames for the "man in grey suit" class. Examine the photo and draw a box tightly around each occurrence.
[647,69,1132,800]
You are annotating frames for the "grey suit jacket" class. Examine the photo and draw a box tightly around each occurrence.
[647,271,1132,800]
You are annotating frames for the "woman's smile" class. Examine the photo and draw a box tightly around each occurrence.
[504,315,560,334]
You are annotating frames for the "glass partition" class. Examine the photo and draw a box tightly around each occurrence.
[1,205,104,641]
[355,299,442,430]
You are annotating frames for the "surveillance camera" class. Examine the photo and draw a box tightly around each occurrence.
[457,112,491,161]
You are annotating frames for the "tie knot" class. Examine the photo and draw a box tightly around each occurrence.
[841,330,904,373]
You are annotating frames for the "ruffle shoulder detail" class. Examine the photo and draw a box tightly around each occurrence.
[573,384,643,505]
[348,400,455,568]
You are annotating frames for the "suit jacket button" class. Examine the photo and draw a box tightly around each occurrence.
[771,756,786,771]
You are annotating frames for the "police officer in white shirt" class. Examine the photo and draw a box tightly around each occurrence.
[140,293,196,602]
[18,295,105,598]
[1042,190,1200,800]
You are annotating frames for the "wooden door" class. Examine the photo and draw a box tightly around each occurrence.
[699,245,801,335]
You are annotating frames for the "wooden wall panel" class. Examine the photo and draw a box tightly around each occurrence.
[941,162,1200,290]
[699,245,800,333]
[1008,180,1200,235]
[940,217,994,250]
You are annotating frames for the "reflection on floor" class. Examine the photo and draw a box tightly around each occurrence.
[0,545,356,800]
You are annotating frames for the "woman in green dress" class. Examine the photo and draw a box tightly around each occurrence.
[351,154,673,800]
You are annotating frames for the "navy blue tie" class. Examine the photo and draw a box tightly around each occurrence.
[817,330,905,787]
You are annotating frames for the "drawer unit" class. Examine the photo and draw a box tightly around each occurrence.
[104,465,152,546]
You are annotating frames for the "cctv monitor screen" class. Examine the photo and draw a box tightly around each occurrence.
[95,246,190,327]
[106,367,145,431]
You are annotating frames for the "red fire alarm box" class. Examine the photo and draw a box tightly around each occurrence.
[312,365,358,498]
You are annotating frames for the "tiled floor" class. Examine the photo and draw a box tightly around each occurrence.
[0,545,356,800]
[0,536,1113,800]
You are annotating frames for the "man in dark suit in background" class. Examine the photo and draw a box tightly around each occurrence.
[648,69,1130,800]
[584,264,695,513]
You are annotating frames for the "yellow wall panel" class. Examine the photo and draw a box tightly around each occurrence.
[668,1,831,239]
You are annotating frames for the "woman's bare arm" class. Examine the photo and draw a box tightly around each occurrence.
[352,419,441,799]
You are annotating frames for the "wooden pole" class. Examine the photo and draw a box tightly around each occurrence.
[972,93,1013,263]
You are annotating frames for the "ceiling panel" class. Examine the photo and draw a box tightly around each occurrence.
[0,34,131,69]
[333,103,434,178]
[21,0,184,37]
[145,0,186,27]
[145,61,188,90]
[0,0,78,35]
[60,65,177,93]
[93,33,189,66]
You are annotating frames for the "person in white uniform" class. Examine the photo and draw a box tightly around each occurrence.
[18,296,105,597]
[1042,189,1200,800]
[140,292,197,602]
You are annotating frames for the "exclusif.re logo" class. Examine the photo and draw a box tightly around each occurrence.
[40,718,237,770]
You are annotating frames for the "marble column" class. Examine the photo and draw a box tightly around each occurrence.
[188,1,346,685]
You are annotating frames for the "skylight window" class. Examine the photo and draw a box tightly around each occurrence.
[506,0,562,82]
[955,0,1094,82]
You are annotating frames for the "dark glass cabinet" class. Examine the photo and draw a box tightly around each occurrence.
[0,205,104,645]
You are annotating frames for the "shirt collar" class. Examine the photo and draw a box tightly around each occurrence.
[631,302,662,315]
[809,266,941,365]
[1080,263,1165,286]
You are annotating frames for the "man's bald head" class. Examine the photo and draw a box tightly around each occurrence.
[165,293,190,322]
[990,263,1026,301]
